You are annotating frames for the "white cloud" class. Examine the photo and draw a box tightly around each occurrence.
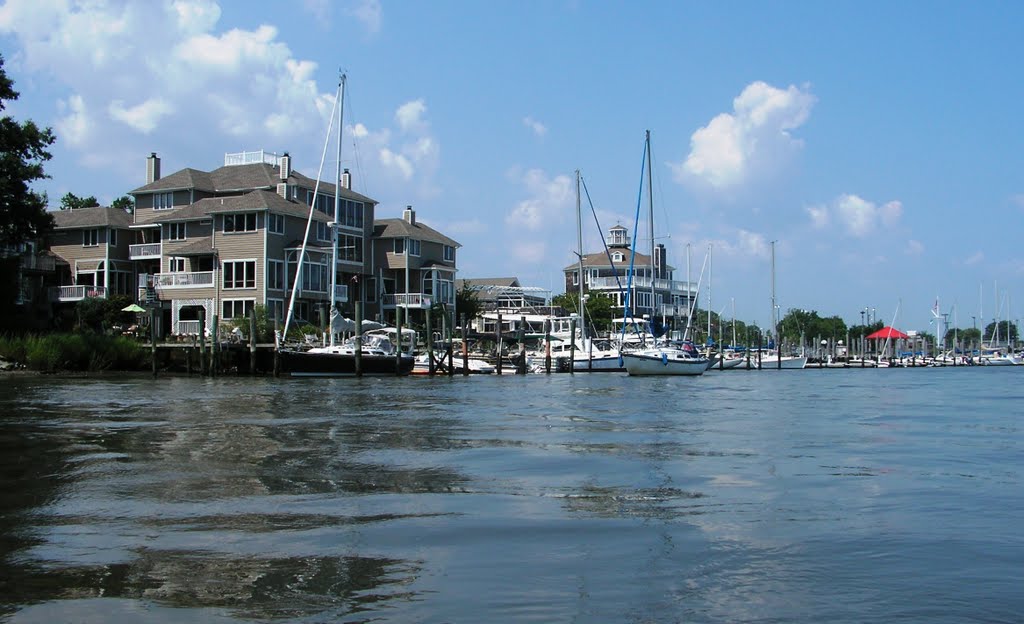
[109,98,174,133]
[670,81,816,191]
[523,116,547,137]
[56,94,91,147]
[395,99,427,132]
[379,148,414,180]
[906,239,924,255]
[505,169,573,232]
[347,0,382,35]
[808,194,903,238]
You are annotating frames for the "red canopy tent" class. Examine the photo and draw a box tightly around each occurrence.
[866,326,909,340]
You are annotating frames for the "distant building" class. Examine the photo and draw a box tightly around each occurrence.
[455,277,549,312]
[563,223,695,326]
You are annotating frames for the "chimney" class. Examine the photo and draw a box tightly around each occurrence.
[279,152,291,180]
[341,168,351,190]
[656,244,667,279]
[146,152,161,184]
[403,205,416,225]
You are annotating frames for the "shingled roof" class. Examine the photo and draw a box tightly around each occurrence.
[136,190,332,225]
[52,206,134,230]
[373,218,460,247]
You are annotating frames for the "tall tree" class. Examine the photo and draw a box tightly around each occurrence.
[0,55,55,246]
[59,192,99,210]
[111,195,134,213]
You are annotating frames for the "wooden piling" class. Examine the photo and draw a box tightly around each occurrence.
[199,306,207,376]
[544,319,552,374]
[150,307,157,378]
[426,307,435,376]
[496,312,503,375]
[249,309,257,374]
[354,299,363,377]
[569,318,577,375]
[395,306,403,376]
[517,315,527,374]
[461,314,469,377]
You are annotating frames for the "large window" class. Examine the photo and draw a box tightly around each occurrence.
[338,234,362,262]
[340,200,364,228]
[83,229,100,247]
[223,213,257,233]
[268,213,285,235]
[154,192,173,210]
[444,244,455,262]
[168,222,187,241]
[316,221,332,242]
[168,257,185,272]
[223,260,256,289]
[109,229,118,246]
[267,259,284,290]
[266,298,284,322]
[222,299,255,320]
[409,239,421,256]
[393,239,404,254]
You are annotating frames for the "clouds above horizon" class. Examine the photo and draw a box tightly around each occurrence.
[670,81,816,193]
[806,194,903,237]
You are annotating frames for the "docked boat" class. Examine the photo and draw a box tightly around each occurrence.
[622,341,708,376]
[280,333,415,377]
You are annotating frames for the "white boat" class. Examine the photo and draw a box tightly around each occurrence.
[623,341,708,376]
[979,350,1020,366]
[281,332,414,376]
[751,352,808,369]
[619,132,707,377]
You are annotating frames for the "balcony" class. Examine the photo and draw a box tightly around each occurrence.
[130,243,162,260]
[153,271,216,289]
[588,276,694,294]
[53,285,107,302]
[383,293,433,309]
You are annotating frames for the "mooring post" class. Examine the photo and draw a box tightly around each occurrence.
[461,314,469,377]
[426,306,434,376]
[354,299,363,377]
[210,314,219,377]
[496,312,503,375]
[517,316,527,374]
[569,318,577,375]
[199,306,207,376]
[150,307,157,378]
[544,319,552,374]
[273,318,280,377]
[249,308,257,375]
[445,311,454,378]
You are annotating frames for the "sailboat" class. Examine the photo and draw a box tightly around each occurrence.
[277,73,414,377]
[621,131,708,376]
[756,241,808,370]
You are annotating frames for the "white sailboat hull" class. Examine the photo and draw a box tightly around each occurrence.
[623,348,708,376]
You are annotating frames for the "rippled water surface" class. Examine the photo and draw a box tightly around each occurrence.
[1,368,1022,622]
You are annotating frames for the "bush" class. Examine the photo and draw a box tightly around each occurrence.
[1,332,148,372]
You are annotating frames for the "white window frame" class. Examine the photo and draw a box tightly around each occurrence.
[168,222,187,241]
[223,213,257,234]
[223,259,257,289]
[83,229,100,247]
[153,192,173,210]
[168,257,185,272]
[408,239,421,257]
[443,244,455,262]
[222,299,255,320]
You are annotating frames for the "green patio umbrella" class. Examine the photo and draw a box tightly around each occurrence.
[121,303,147,313]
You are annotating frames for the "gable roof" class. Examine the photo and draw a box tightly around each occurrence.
[373,218,460,247]
[136,190,332,225]
[131,162,376,204]
[52,206,134,230]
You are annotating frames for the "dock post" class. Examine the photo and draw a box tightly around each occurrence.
[569,318,576,375]
[517,316,527,374]
[210,314,219,377]
[461,314,469,376]
[150,306,157,378]
[544,319,551,374]
[426,307,435,376]
[354,299,363,377]
[445,310,454,377]
[496,313,503,375]
[199,306,207,376]
[273,318,280,378]
[249,309,257,375]
[395,306,403,376]
[186,335,193,376]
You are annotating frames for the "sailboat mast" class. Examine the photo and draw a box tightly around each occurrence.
[329,72,347,346]
[645,130,655,332]
[770,240,777,343]
[575,169,585,341]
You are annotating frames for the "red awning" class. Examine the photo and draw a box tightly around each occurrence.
[866,326,909,340]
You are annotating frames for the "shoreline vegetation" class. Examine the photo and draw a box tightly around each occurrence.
[0,333,149,373]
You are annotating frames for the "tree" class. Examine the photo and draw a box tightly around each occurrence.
[0,54,56,246]
[111,195,135,213]
[552,292,614,333]
[454,285,483,324]
[59,192,99,210]
[983,320,1018,344]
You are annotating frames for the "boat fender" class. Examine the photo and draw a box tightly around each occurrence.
[662,352,668,365]
[618,355,624,367]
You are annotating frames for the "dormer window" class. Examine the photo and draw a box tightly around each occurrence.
[154,192,173,210]
[612,252,624,262]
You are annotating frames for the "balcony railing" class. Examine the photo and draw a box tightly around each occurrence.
[588,276,693,294]
[153,271,216,289]
[175,320,204,336]
[383,293,433,309]
[53,285,107,302]
[129,243,162,260]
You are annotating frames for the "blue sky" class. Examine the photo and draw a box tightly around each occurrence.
[2,0,1022,335]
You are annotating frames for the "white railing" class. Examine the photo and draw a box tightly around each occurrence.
[176,320,203,335]
[224,150,279,166]
[588,276,694,294]
[153,271,216,289]
[129,243,162,259]
[54,285,107,301]
[383,293,433,308]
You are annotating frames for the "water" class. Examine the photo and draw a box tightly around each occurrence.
[1,368,1021,623]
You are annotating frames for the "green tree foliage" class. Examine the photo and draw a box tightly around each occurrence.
[455,285,483,323]
[111,195,135,213]
[778,308,848,344]
[59,192,100,210]
[982,320,1018,343]
[552,292,614,332]
[0,55,55,246]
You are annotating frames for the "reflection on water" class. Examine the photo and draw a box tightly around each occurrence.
[1,370,1023,622]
